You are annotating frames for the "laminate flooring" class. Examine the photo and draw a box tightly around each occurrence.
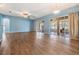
[0,32,79,55]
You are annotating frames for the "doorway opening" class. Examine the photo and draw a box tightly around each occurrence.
[39,21,44,33]
[3,18,10,33]
[50,16,69,37]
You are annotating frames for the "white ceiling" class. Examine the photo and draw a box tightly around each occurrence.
[0,3,78,19]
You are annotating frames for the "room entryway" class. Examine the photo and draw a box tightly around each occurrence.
[50,16,69,37]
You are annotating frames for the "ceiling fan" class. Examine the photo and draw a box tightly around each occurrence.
[8,9,36,19]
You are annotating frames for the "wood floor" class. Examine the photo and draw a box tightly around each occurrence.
[0,32,79,55]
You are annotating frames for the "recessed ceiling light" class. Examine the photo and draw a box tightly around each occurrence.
[53,10,60,14]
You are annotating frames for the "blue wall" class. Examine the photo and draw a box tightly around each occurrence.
[0,14,35,39]
[0,15,3,39]
[2,15,35,32]
[9,16,30,32]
